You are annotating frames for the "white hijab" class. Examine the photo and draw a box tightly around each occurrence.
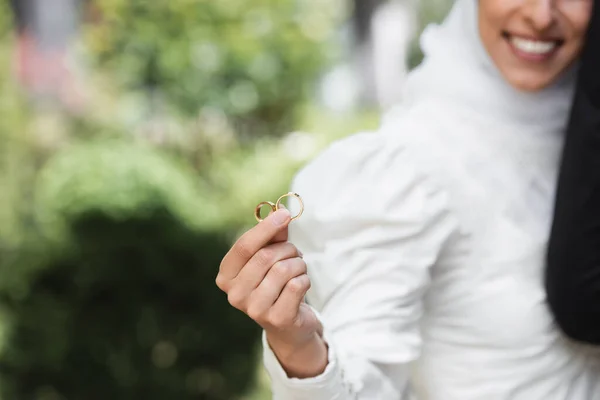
[379,0,579,237]
[395,0,576,137]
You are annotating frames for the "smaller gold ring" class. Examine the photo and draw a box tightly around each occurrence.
[276,192,304,221]
[255,201,277,223]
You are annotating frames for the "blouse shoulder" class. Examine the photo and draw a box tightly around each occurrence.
[288,127,457,243]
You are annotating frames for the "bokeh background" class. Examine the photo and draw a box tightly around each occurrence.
[0,0,452,399]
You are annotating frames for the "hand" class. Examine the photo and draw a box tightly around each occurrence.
[216,208,323,355]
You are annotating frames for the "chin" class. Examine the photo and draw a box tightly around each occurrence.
[505,73,554,93]
[511,80,548,92]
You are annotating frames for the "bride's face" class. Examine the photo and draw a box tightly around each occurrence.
[479,0,592,92]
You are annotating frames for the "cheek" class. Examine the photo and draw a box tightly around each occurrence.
[478,4,507,56]
[561,8,593,60]
[479,0,521,25]
[478,1,522,57]
[564,5,593,42]
[479,3,507,29]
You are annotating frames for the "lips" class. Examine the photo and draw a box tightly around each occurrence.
[502,32,563,62]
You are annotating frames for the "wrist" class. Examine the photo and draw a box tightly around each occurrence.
[266,331,329,378]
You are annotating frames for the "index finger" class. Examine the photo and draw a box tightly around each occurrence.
[219,208,292,280]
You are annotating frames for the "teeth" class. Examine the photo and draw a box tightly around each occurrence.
[510,37,556,55]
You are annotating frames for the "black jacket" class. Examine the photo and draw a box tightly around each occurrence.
[546,1,600,345]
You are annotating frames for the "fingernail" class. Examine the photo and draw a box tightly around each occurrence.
[272,209,291,226]
[278,203,287,210]
[298,249,304,257]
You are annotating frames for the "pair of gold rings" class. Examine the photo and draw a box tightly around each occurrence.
[255,192,304,223]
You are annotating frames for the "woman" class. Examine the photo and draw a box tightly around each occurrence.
[546,0,600,345]
[217,0,599,398]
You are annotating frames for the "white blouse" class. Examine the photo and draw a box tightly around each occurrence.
[261,100,600,399]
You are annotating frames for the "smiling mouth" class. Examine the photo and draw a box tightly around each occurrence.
[501,31,564,61]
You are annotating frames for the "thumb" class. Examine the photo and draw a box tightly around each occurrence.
[271,204,289,243]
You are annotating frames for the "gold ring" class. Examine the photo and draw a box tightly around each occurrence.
[276,192,304,221]
[254,201,277,223]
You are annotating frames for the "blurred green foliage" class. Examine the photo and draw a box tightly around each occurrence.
[83,0,347,137]
[0,141,262,400]
[0,108,377,399]
[0,0,11,36]
[0,0,450,397]
[34,140,219,238]
[0,1,37,249]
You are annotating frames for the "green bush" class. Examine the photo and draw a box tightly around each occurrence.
[0,1,38,251]
[83,0,344,137]
[0,141,262,400]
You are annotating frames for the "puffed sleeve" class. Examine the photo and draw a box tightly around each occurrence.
[261,130,459,399]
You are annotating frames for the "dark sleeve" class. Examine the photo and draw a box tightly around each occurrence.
[545,1,600,345]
